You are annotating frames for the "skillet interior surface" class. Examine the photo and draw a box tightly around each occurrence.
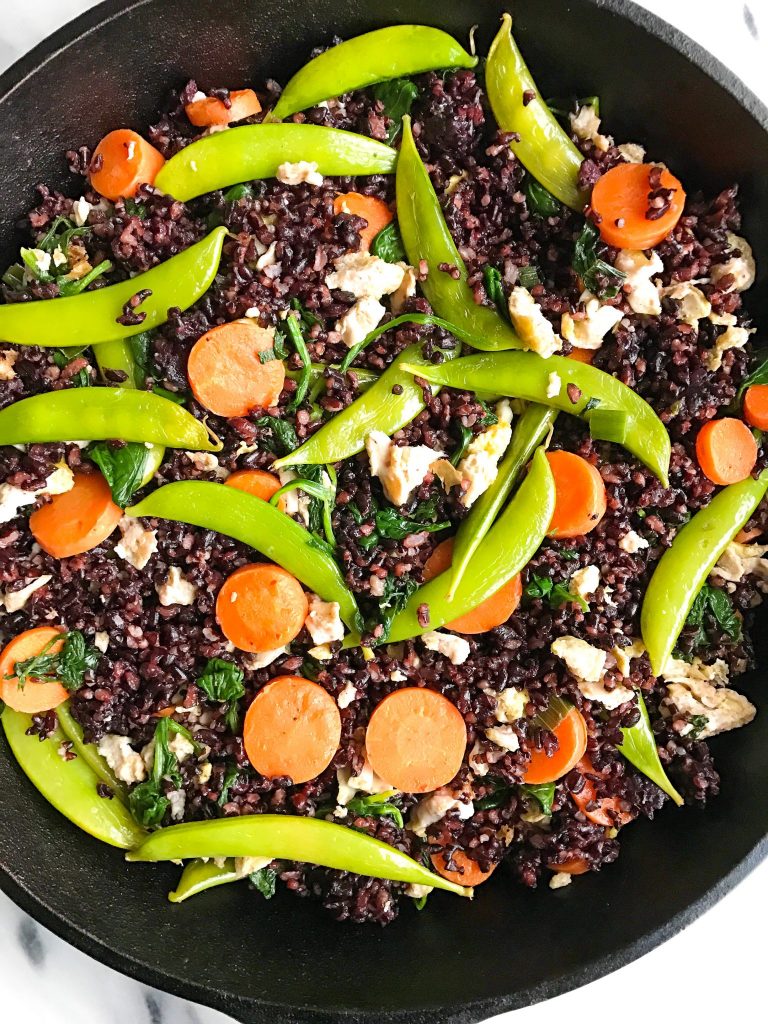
[0,1,766,1022]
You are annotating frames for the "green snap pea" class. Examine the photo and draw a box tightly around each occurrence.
[397,117,521,351]
[269,26,477,121]
[169,859,240,903]
[56,701,127,797]
[127,481,360,628]
[155,125,396,203]
[361,447,554,645]
[449,404,557,599]
[400,352,671,485]
[272,342,456,470]
[485,14,585,211]
[1,706,146,849]
[0,227,227,348]
[641,471,768,675]
[0,388,221,452]
[125,815,472,897]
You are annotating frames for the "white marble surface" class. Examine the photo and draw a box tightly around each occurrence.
[0,2,766,1022]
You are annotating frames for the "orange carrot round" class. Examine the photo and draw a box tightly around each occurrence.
[226,469,283,503]
[333,192,393,251]
[365,687,466,793]
[522,707,588,784]
[243,675,341,783]
[187,319,285,418]
[570,756,633,827]
[430,850,497,887]
[546,451,607,538]
[185,89,262,128]
[743,385,768,431]
[90,129,166,201]
[591,163,686,250]
[216,563,308,652]
[423,538,522,633]
[0,627,68,714]
[695,418,757,486]
[548,857,590,876]
[30,471,122,559]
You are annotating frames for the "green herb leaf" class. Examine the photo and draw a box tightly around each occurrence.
[517,265,541,290]
[520,781,556,815]
[483,265,509,319]
[196,658,245,703]
[346,791,404,827]
[475,778,512,810]
[57,259,113,297]
[374,576,420,645]
[371,222,406,263]
[249,866,277,898]
[127,782,169,829]
[88,441,151,507]
[524,574,587,612]
[224,183,254,203]
[525,178,561,217]
[374,507,450,541]
[451,424,474,466]
[218,764,239,806]
[9,630,100,693]
[618,690,684,806]
[153,386,186,405]
[372,79,419,145]
[573,222,626,299]
[737,347,768,398]
[284,314,311,412]
[255,415,299,456]
[685,584,741,651]
[686,714,709,741]
[128,717,197,828]
[129,332,154,376]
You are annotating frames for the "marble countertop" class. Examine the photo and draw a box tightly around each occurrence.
[1,2,766,1023]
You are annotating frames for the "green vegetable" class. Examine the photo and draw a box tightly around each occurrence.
[485,14,585,210]
[524,574,588,612]
[250,866,278,899]
[374,507,450,541]
[572,222,627,299]
[285,310,312,412]
[525,178,561,217]
[269,26,477,120]
[517,265,541,289]
[396,117,521,351]
[126,815,473,897]
[9,630,100,694]
[196,658,246,703]
[373,78,419,145]
[618,691,683,806]
[56,701,126,797]
[588,408,630,446]
[399,352,671,485]
[168,859,240,903]
[371,222,406,263]
[271,465,337,548]
[345,791,404,828]
[127,481,360,629]
[0,387,221,452]
[128,718,196,829]
[520,781,556,815]
[88,441,154,507]
[373,576,419,645]
[272,342,456,470]
[1,705,145,849]
[482,265,509,320]
[218,764,240,807]
[684,584,741,651]
[155,125,397,203]
[52,348,90,388]
[0,228,226,348]
[255,415,300,457]
[365,448,555,644]
[641,472,768,674]
[448,404,557,598]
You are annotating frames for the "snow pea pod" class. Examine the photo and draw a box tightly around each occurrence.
[1,706,146,849]
[396,117,521,351]
[0,388,221,452]
[400,352,671,485]
[0,227,227,348]
[56,701,127,797]
[169,859,240,903]
[270,26,477,121]
[375,447,554,644]
[272,342,456,470]
[125,815,472,897]
[127,481,360,628]
[485,14,585,211]
[641,471,768,675]
[155,125,397,203]
[449,404,557,599]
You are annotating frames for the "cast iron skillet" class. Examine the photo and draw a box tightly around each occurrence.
[0,1,766,1021]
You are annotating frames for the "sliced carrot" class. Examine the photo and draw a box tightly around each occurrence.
[546,451,607,538]
[0,627,68,714]
[30,471,122,559]
[570,756,633,827]
[522,707,588,784]
[735,526,763,543]
[243,675,341,783]
[695,418,757,486]
[187,319,285,418]
[365,687,466,793]
[423,538,522,634]
[216,563,308,653]
[743,385,768,431]
[153,706,177,718]
[590,163,686,250]
[333,192,393,251]
[89,129,165,201]
[548,857,590,876]
[185,88,262,128]
[567,347,594,364]
[430,850,497,887]
[226,469,282,503]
